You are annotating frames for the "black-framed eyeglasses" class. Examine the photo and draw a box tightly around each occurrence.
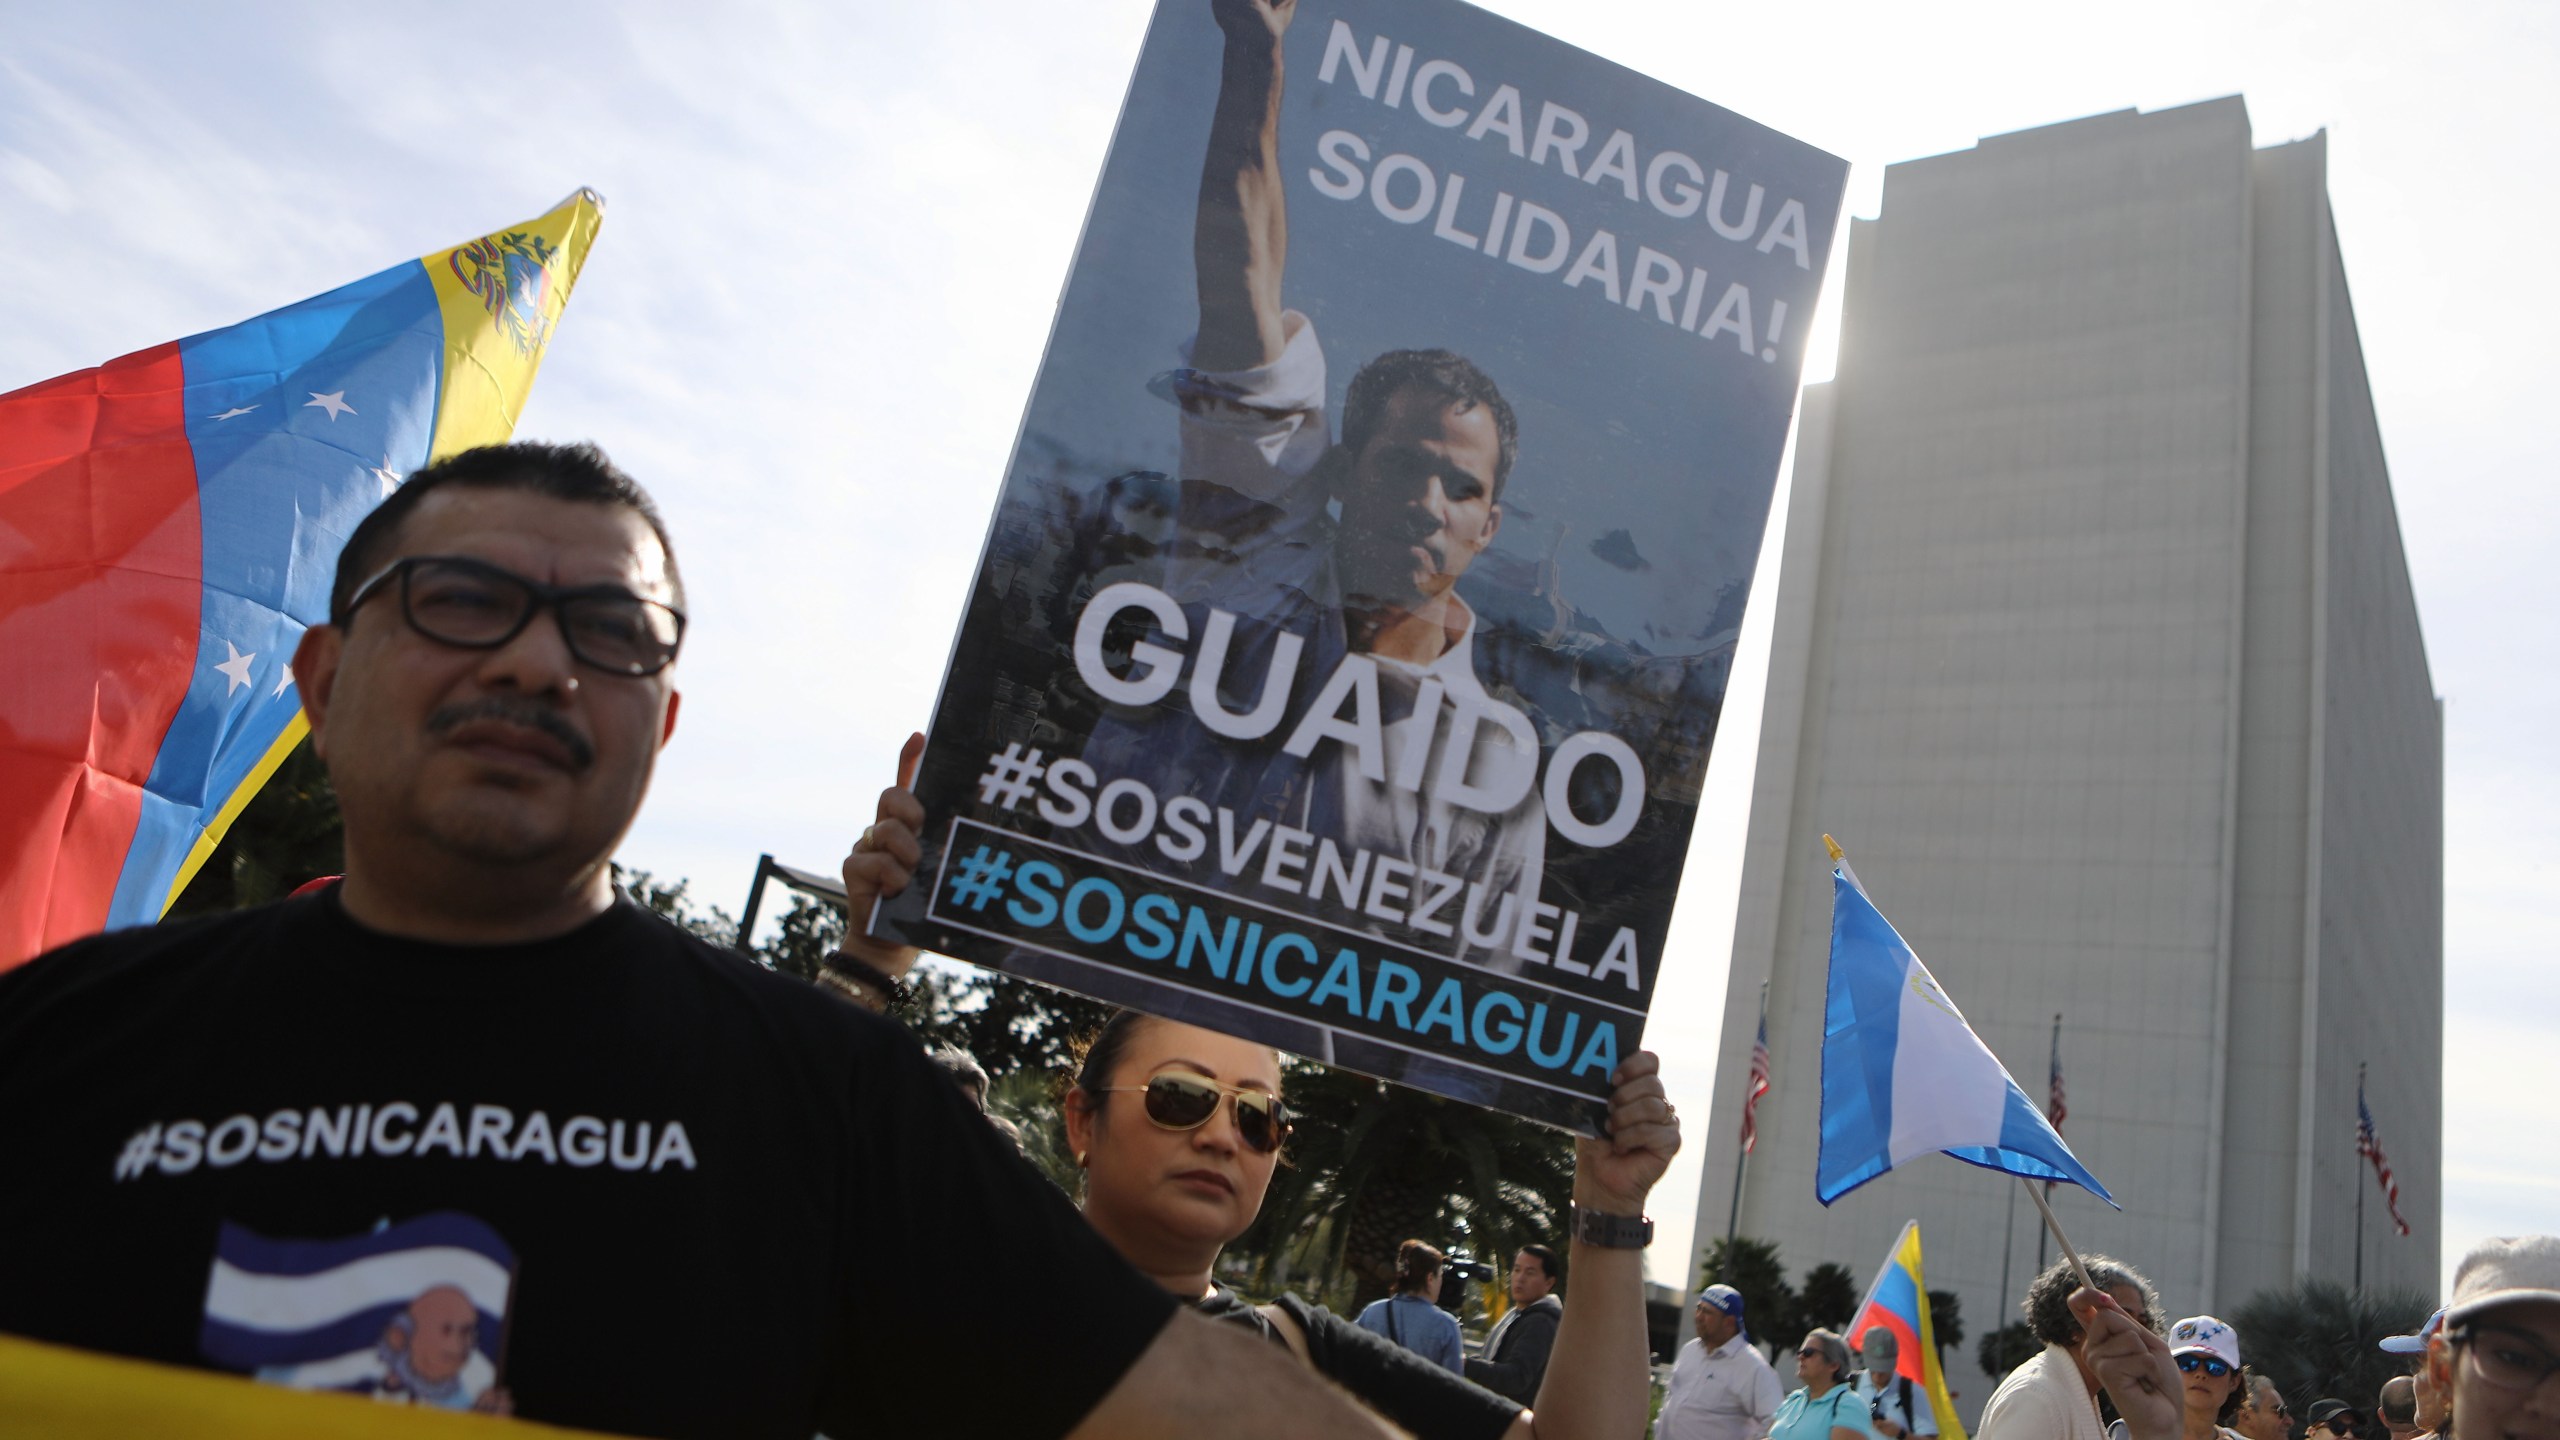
[2451,1323,2560,1393]
[2177,1354,2235,1379]
[1095,1073,1292,1155]
[341,555,686,677]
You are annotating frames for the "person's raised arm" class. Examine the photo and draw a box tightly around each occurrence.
[825,731,926,1013]
[1504,1052,1684,1440]
[2073,1289,2182,1440]
[1194,0,1296,373]
[1069,1308,1408,1439]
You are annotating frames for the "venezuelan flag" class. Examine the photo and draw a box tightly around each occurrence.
[1845,1221,1969,1440]
[0,191,604,969]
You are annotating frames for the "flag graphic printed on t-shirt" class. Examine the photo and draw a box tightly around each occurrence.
[199,1211,514,1410]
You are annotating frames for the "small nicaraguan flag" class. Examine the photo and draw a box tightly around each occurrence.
[1816,846,2115,1206]
[199,1211,514,1411]
[1845,1221,1970,1440]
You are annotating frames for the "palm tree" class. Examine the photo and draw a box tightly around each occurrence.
[1234,1063,1576,1312]
[2232,1279,2433,1421]
[1699,1236,1803,1357]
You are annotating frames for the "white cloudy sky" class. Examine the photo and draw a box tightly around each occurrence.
[6,1,2550,1296]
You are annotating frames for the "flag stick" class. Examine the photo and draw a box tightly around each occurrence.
[2024,1178,2096,1292]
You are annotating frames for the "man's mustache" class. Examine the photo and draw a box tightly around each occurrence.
[426,697,595,771]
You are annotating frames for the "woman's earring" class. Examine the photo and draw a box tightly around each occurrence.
[1075,1150,1087,1168]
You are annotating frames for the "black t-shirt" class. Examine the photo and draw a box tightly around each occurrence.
[0,892,1175,1438]
[1198,1284,1522,1440]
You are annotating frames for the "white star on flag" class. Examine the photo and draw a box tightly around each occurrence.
[210,405,259,421]
[373,461,401,496]
[273,662,295,699]
[304,391,355,420]
[214,641,258,697]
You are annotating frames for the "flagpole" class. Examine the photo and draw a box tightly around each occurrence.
[1999,1179,2019,1311]
[2035,1014,2060,1275]
[2355,1061,2367,1294]
[1727,980,1768,1249]
[2024,1178,2097,1292]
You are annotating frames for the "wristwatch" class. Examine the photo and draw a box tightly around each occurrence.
[1569,1203,1654,1249]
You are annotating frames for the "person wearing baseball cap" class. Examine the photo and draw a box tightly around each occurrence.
[2307,1398,2368,1438]
[1655,1285,1785,1440]
[2428,1236,2560,1440]
[2384,1310,2452,1437]
[2167,1317,2250,1440]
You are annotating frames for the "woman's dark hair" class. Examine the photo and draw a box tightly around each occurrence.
[2022,1255,2163,1347]
[1394,1240,1446,1295]
[2221,1366,2255,1427]
[1067,1010,1161,1114]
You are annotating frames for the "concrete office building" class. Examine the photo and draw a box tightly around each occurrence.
[1689,97,2442,1365]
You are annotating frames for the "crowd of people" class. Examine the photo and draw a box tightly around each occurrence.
[1651,1240,2558,1440]
[0,369,2538,1440]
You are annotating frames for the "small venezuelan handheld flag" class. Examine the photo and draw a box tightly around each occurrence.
[1815,838,2114,1206]
[0,191,604,968]
[1845,1221,1969,1440]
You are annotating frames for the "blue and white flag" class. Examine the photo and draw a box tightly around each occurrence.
[199,1211,514,1410]
[1817,851,2114,1206]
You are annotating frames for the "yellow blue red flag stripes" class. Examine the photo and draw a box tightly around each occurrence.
[1817,846,2114,1206]
[1846,1221,1969,1440]
[0,191,603,968]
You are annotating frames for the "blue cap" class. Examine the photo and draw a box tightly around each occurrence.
[1700,1284,1746,1319]
[2379,1309,2445,1354]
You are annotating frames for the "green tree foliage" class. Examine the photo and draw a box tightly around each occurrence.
[2232,1279,2433,1422]
[169,738,343,918]
[1700,1237,1802,1356]
[1237,1063,1576,1312]
[1801,1261,1860,1334]
[1927,1287,1966,1359]
[1978,1320,2040,1382]
[905,966,1113,1082]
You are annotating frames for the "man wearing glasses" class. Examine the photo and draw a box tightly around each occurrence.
[0,442,1408,1440]
[2427,1236,2560,1440]
[2307,1399,2368,1438]
[2234,1374,2293,1440]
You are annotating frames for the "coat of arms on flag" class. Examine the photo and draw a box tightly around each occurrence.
[198,1211,516,1412]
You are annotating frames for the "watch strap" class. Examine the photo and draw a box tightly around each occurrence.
[1570,1202,1654,1249]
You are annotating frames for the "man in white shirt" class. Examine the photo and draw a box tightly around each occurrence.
[1656,1284,1784,1440]
[1979,1257,2163,1440]
[1856,1328,1938,1440]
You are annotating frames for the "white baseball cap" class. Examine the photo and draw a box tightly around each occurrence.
[2169,1316,2242,1369]
[2445,1236,2560,1328]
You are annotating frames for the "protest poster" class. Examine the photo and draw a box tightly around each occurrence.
[875,0,1848,1132]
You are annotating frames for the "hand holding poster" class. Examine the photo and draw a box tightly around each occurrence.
[876,0,1847,1131]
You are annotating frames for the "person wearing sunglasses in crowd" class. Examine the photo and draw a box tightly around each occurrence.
[2163,1317,2249,1440]
[1355,1240,1466,1373]
[2307,1400,2367,1439]
[2424,1236,2560,1440]
[2234,1372,2294,1440]
[1767,1329,1875,1440]
[831,750,1680,1439]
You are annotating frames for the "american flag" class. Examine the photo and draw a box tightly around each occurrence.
[1740,1015,1772,1154]
[2358,1083,2413,1237]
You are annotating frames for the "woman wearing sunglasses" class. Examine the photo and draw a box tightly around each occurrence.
[2162,1318,2250,1440]
[1767,1328,1874,1440]
[1057,1008,1679,1440]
